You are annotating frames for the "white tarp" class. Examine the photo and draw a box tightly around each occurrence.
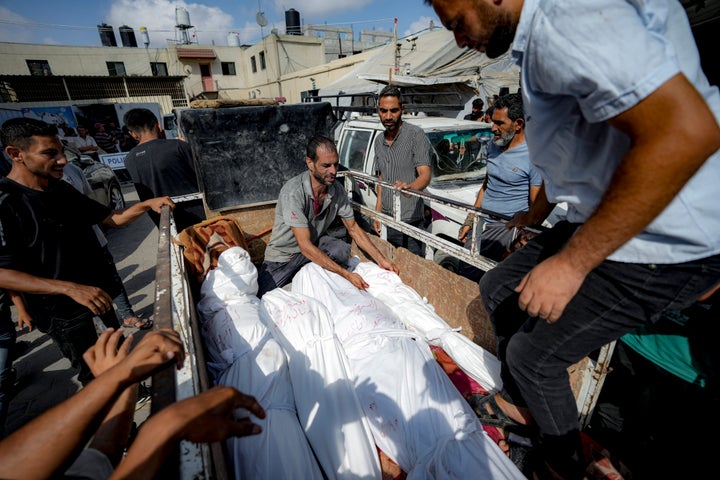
[292,263,524,480]
[197,247,324,480]
[318,28,520,115]
[259,289,383,480]
[353,261,503,392]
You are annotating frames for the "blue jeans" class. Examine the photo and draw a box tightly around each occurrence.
[0,308,16,438]
[257,235,351,297]
[479,221,720,477]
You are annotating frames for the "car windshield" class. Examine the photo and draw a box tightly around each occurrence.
[427,128,492,184]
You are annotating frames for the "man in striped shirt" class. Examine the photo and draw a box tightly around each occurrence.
[372,85,431,256]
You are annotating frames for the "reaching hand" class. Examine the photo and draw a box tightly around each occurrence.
[67,284,114,316]
[169,386,266,443]
[83,328,131,377]
[16,311,33,332]
[110,386,264,480]
[345,271,370,291]
[514,253,588,322]
[103,328,185,385]
[377,257,399,275]
[146,196,176,214]
[458,225,471,243]
[373,219,382,235]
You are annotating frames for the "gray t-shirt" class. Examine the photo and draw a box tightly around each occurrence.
[264,171,354,263]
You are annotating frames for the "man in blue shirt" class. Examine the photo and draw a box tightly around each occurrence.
[427,0,720,477]
[458,92,541,267]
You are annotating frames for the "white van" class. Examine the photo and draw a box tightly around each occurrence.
[336,115,494,268]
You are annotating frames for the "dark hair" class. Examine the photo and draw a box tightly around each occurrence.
[492,92,524,122]
[472,98,485,110]
[378,84,403,106]
[0,118,58,150]
[123,108,158,135]
[306,135,337,161]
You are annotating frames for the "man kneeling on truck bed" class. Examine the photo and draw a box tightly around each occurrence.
[257,136,399,298]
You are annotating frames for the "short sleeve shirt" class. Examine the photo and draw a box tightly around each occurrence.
[481,142,542,217]
[264,171,354,263]
[373,121,431,223]
[0,178,115,318]
[512,0,720,263]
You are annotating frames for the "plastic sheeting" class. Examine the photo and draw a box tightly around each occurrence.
[259,289,383,480]
[292,263,524,480]
[353,261,503,392]
[197,247,324,480]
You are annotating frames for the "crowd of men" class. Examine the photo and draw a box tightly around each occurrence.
[0,0,719,477]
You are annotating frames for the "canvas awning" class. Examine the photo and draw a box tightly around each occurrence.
[176,48,216,60]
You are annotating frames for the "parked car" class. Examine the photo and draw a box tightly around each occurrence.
[62,141,125,210]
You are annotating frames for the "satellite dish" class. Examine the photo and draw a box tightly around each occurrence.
[256,12,268,27]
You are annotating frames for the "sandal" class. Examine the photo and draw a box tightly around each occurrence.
[467,393,536,437]
[122,316,154,330]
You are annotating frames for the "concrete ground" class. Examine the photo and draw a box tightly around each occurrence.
[5,184,159,437]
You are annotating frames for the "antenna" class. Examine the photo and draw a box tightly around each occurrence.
[256,0,268,42]
[256,11,268,27]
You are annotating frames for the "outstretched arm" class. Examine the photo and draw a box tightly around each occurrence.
[110,386,264,480]
[102,197,176,228]
[291,225,371,290]
[0,267,114,316]
[0,328,185,479]
[344,217,399,275]
[515,73,720,322]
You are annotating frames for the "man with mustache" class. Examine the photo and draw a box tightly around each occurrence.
[425,0,720,478]
[372,85,432,257]
[257,136,398,298]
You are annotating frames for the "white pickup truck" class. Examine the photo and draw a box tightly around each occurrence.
[146,101,631,479]
[336,114,494,270]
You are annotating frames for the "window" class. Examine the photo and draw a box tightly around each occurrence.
[259,51,266,70]
[338,129,372,172]
[250,56,257,73]
[150,62,168,76]
[221,62,236,75]
[26,60,52,76]
[106,61,126,76]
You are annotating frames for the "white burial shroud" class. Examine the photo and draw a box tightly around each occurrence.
[291,263,524,480]
[197,247,324,480]
[353,261,502,392]
[260,289,383,480]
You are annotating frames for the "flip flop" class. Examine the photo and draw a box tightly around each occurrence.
[467,393,536,437]
[122,316,154,330]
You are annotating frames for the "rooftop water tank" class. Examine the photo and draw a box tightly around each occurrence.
[139,27,150,47]
[119,25,138,47]
[98,23,117,47]
[227,32,240,47]
[285,8,301,35]
[176,6,191,27]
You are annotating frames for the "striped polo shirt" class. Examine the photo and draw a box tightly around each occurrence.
[373,121,430,223]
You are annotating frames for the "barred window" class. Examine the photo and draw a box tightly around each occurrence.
[259,51,266,70]
[250,56,257,73]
